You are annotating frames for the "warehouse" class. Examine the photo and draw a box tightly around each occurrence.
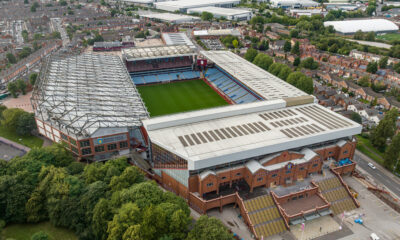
[140,12,200,24]
[324,19,399,35]
[187,6,252,21]
[154,0,240,13]
[270,0,319,8]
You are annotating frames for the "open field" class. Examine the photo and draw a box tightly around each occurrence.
[355,135,384,165]
[0,125,43,149]
[376,33,400,41]
[2,222,77,240]
[137,79,228,117]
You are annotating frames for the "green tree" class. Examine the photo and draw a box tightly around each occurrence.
[109,166,145,192]
[1,108,24,130]
[370,108,399,151]
[187,215,234,240]
[6,53,17,64]
[293,57,301,66]
[257,39,269,51]
[283,40,291,52]
[366,61,378,74]
[16,79,27,95]
[59,0,67,6]
[201,11,213,21]
[384,133,400,169]
[107,203,141,240]
[92,199,113,240]
[7,82,18,98]
[290,29,299,38]
[300,57,318,70]
[22,30,29,42]
[232,39,239,49]
[350,112,362,124]
[244,48,258,62]
[31,231,49,240]
[365,31,375,41]
[252,53,273,71]
[277,65,292,81]
[379,56,389,69]
[30,73,38,86]
[358,75,370,87]
[287,71,313,94]
[16,112,36,136]
[291,41,300,55]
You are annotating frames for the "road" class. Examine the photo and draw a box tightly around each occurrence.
[353,150,400,198]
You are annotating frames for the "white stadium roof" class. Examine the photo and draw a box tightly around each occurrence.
[324,19,399,34]
[123,45,196,61]
[201,51,307,100]
[32,54,149,138]
[142,100,361,170]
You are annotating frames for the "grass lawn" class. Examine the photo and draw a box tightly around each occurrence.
[0,125,43,148]
[356,135,384,165]
[376,33,400,41]
[137,79,229,117]
[2,222,77,240]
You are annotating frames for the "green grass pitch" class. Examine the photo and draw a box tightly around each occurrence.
[137,79,229,117]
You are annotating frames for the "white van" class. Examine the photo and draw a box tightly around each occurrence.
[370,233,380,240]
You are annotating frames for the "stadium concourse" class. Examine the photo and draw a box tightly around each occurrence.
[34,46,363,240]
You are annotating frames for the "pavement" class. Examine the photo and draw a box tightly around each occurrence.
[353,150,400,198]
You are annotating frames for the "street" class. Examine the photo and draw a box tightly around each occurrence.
[354,150,400,198]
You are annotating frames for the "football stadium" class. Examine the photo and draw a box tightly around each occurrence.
[33,43,362,240]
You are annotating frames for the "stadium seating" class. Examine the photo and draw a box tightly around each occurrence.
[244,195,287,239]
[130,67,201,85]
[316,177,357,215]
[204,68,259,104]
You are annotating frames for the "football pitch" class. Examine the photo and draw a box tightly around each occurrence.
[137,79,229,117]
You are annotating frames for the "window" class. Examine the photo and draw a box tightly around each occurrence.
[313,163,318,167]
[107,143,117,151]
[292,196,297,201]
[80,140,90,148]
[285,177,291,181]
[119,141,128,149]
[286,170,291,174]
[300,167,305,170]
[70,138,77,146]
[221,176,227,180]
[328,151,333,155]
[236,172,241,176]
[257,177,263,182]
[271,174,277,178]
[298,195,304,199]
[81,148,92,155]
[207,182,213,187]
[61,133,68,141]
[95,146,105,153]
[343,150,348,154]
[71,146,78,154]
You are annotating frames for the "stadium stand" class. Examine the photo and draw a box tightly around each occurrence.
[131,67,201,85]
[244,195,287,238]
[204,67,261,104]
[126,56,193,72]
[316,177,357,215]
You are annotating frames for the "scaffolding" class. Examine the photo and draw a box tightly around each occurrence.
[31,53,149,139]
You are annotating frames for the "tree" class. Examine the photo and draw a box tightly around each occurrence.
[365,31,375,41]
[30,73,38,86]
[107,203,141,240]
[16,112,36,136]
[370,108,399,151]
[31,231,49,240]
[1,108,24,131]
[232,39,239,49]
[186,215,234,240]
[51,31,61,39]
[358,75,370,87]
[18,47,32,59]
[277,65,292,81]
[283,40,291,52]
[59,0,67,6]
[201,11,213,21]
[366,61,378,74]
[92,199,113,240]
[293,57,301,66]
[244,48,258,62]
[291,41,300,55]
[110,9,118,17]
[257,40,269,51]
[7,82,18,98]
[30,2,39,12]
[252,53,273,71]
[16,79,27,95]
[384,133,400,169]
[0,105,6,120]
[24,0,29,4]
[379,56,389,69]
[350,112,362,124]
[109,166,145,192]
[290,29,299,38]
[300,57,318,70]
[287,71,313,94]
[6,53,17,64]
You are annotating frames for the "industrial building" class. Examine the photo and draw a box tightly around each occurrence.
[154,0,241,13]
[31,54,149,161]
[324,19,399,35]
[161,32,196,49]
[187,6,252,21]
[140,12,200,24]
[192,28,241,38]
[270,0,319,8]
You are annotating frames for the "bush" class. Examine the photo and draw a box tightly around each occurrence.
[31,231,49,240]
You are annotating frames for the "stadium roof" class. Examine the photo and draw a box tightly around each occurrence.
[154,0,240,12]
[324,19,399,34]
[142,100,361,170]
[123,45,196,61]
[140,12,200,23]
[32,54,148,139]
[161,32,195,48]
[201,51,307,100]
[187,6,251,16]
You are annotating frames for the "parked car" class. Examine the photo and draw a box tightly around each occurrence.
[370,233,380,240]
[368,163,376,169]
